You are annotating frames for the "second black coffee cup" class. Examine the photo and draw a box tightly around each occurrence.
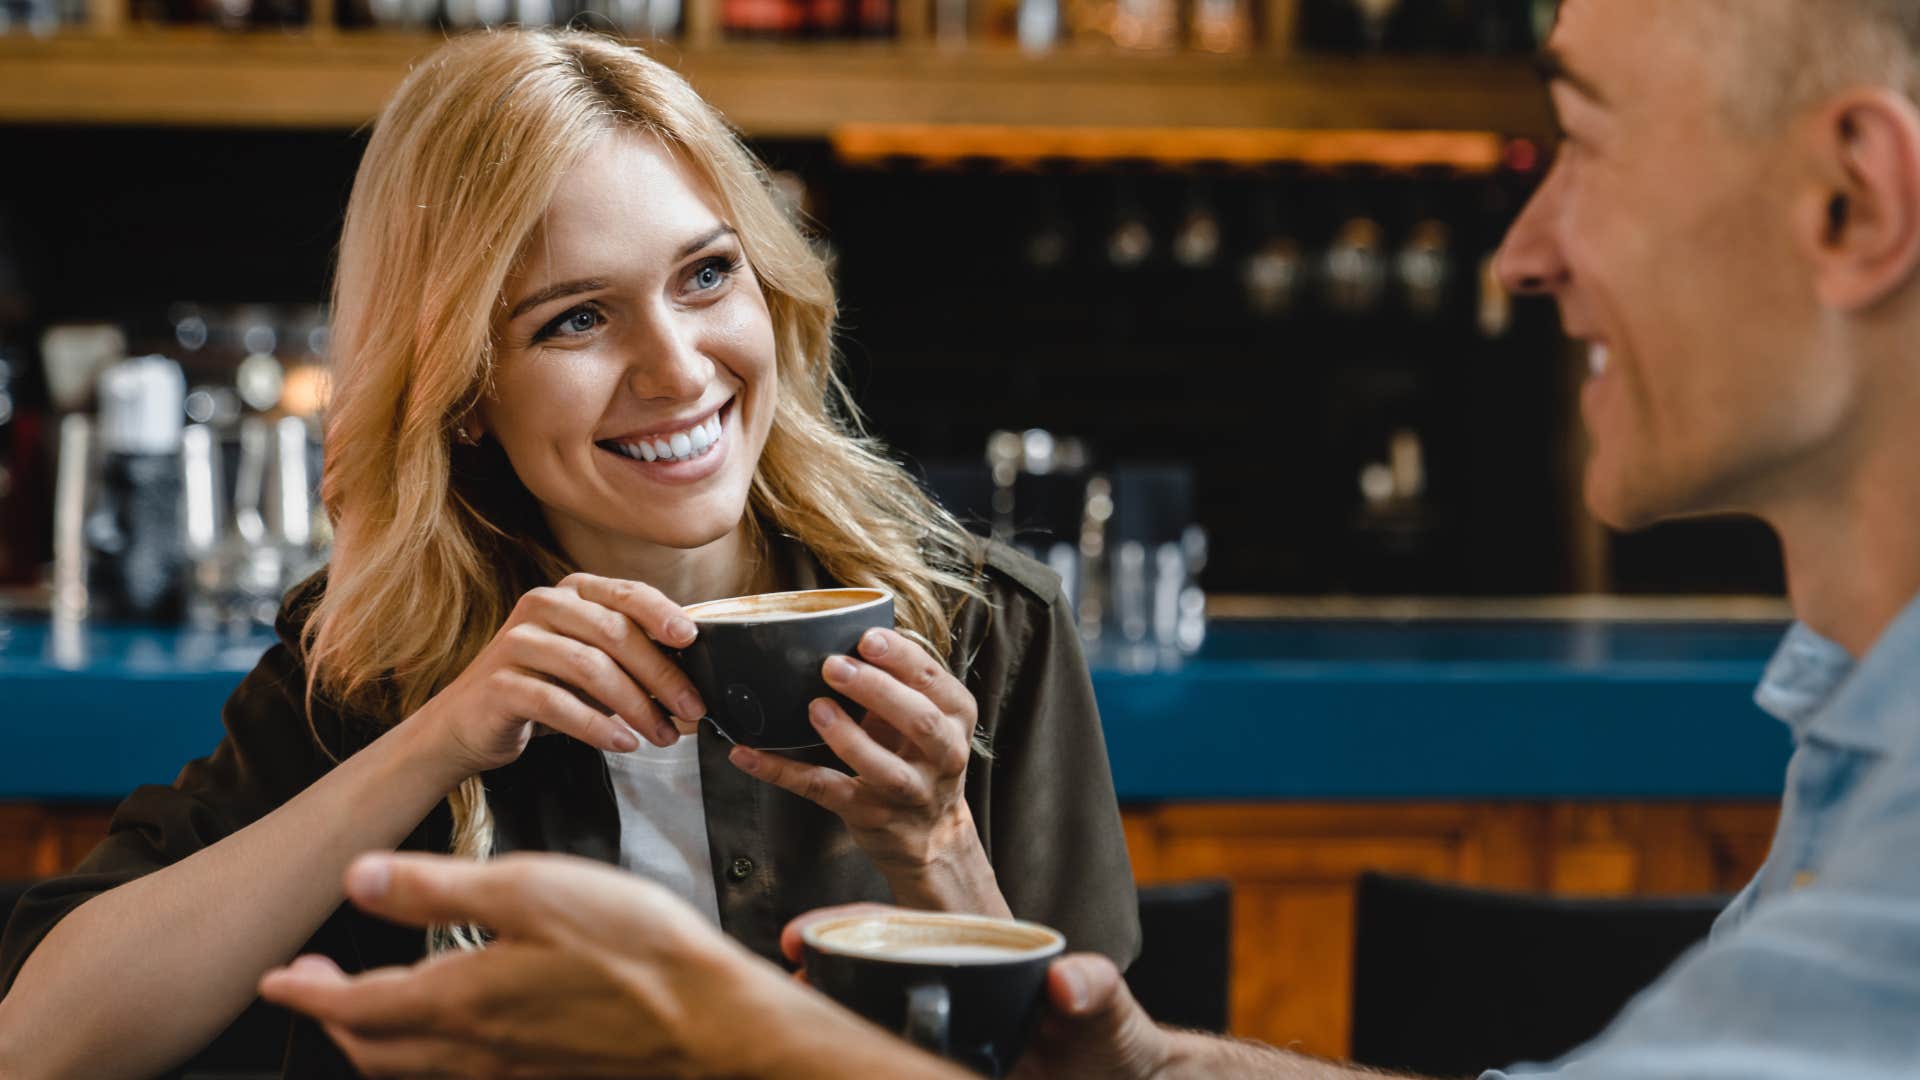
[673,587,894,751]
[801,910,1066,1077]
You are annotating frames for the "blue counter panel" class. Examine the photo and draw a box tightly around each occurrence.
[1095,620,1792,801]
[0,616,1796,803]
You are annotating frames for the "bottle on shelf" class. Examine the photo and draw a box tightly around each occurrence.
[721,0,806,38]
[1189,0,1251,53]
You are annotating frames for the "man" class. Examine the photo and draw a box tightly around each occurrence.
[262,0,1920,1075]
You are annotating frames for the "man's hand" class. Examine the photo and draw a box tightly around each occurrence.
[1012,952,1176,1080]
[780,907,1177,1080]
[259,852,820,1078]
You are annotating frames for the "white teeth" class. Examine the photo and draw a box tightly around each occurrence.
[1590,343,1610,378]
[608,404,729,464]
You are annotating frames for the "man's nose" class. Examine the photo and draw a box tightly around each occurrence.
[1493,173,1570,297]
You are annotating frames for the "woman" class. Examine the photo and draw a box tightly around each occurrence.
[0,29,1136,1078]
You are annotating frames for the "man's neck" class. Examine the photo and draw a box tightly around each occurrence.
[1769,385,1920,658]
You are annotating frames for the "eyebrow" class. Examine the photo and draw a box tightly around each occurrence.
[507,277,610,322]
[1535,46,1609,107]
[505,224,739,321]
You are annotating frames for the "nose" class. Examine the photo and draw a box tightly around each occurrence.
[625,305,714,401]
[1494,165,1571,297]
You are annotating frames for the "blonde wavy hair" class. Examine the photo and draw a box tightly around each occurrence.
[305,28,983,947]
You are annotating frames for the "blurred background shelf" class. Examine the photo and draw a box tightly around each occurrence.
[0,32,1551,132]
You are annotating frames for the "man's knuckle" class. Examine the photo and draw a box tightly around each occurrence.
[944,738,973,771]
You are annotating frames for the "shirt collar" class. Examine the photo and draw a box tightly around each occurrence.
[1756,590,1920,752]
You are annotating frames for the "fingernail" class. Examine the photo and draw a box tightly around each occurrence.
[657,722,680,746]
[1060,965,1089,1011]
[346,856,391,901]
[824,656,856,682]
[732,746,760,773]
[810,699,838,728]
[290,954,334,976]
[679,694,707,720]
[861,629,888,656]
[668,617,698,645]
[611,727,641,752]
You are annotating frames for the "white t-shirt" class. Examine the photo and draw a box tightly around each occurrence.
[602,734,721,923]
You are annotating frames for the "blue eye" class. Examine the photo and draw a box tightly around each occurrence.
[532,303,603,343]
[691,256,737,293]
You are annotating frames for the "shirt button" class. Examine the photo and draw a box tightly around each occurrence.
[727,856,755,882]
[1793,870,1818,890]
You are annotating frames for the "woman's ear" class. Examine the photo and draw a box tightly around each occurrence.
[1800,88,1920,311]
[455,412,487,445]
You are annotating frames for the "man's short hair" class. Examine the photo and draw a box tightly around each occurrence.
[1717,0,1920,127]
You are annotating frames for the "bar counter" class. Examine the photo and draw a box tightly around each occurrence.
[0,613,1794,802]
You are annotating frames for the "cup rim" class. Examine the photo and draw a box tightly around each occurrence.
[682,587,893,625]
[801,910,1067,967]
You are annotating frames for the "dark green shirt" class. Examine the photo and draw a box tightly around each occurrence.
[0,538,1139,1076]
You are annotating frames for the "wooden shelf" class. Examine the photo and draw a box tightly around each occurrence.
[0,30,1552,136]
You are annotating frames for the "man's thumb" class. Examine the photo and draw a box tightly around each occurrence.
[1047,953,1127,1017]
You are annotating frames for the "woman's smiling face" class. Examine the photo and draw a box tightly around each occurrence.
[479,131,778,567]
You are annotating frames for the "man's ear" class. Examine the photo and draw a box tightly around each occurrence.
[1800,88,1920,311]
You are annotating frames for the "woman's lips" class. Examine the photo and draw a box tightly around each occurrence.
[595,399,735,486]
[599,398,732,463]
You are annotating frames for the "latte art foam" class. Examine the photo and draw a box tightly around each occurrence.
[684,588,888,623]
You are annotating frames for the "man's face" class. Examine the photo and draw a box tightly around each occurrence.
[1496,0,1841,530]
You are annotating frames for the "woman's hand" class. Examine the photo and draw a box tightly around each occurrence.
[409,573,707,787]
[728,628,1008,916]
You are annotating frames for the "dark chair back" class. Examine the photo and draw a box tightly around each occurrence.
[1350,872,1726,1078]
[1126,880,1232,1033]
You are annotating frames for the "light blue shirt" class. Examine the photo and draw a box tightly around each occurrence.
[1488,594,1920,1079]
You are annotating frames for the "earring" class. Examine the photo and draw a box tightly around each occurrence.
[454,424,476,446]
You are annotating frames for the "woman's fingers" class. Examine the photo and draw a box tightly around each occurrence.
[502,622,667,746]
[728,745,861,813]
[562,573,698,650]
[516,589,705,734]
[548,580,708,720]
[821,649,968,773]
[504,669,642,753]
[856,628,974,716]
[808,700,931,804]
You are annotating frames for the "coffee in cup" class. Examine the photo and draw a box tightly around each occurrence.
[800,910,1065,1077]
[673,587,893,751]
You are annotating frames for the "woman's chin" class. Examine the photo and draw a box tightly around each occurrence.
[617,504,752,554]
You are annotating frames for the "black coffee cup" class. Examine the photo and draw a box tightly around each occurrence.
[673,587,894,751]
[800,910,1066,1077]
